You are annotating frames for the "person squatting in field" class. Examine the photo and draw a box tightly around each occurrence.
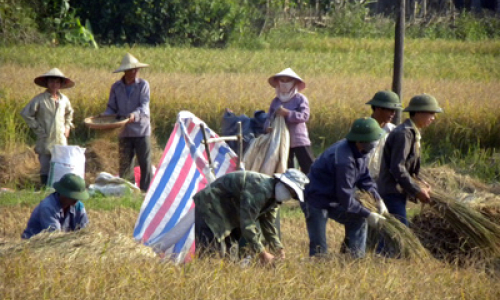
[193,169,309,265]
[377,94,444,226]
[302,118,388,258]
[22,173,89,239]
[21,68,75,187]
[102,53,153,192]
[264,68,315,174]
[365,90,402,180]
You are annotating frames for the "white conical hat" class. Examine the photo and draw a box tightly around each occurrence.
[34,68,75,89]
[113,53,149,73]
[268,68,306,91]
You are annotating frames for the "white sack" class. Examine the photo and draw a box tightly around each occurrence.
[47,145,86,187]
[243,116,289,176]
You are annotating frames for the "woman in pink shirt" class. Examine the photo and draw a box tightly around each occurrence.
[264,68,315,174]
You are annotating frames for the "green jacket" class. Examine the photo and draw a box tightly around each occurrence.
[21,91,74,155]
[193,171,283,253]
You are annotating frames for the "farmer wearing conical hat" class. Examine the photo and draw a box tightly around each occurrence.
[194,169,309,265]
[365,90,402,180]
[22,173,89,239]
[102,53,153,192]
[21,68,75,186]
[302,118,388,258]
[377,94,443,226]
[264,68,315,174]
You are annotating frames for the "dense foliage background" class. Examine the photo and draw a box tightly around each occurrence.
[1,0,500,47]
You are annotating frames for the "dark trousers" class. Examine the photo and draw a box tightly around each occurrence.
[377,193,408,256]
[119,136,153,192]
[288,146,315,175]
[195,208,240,258]
[300,202,367,258]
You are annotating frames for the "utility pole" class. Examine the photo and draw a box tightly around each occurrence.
[392,0,405,125]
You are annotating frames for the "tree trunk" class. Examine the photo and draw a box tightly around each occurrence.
[408,0,416,22]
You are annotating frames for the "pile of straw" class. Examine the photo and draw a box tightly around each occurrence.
[0,229,157,261]
[359,193,430,260]
[412,176,500,263]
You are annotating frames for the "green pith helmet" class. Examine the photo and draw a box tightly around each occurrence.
[53,173,89,201]
[365,90,402,110]
[345,117,385,142]
[403,93,443,113]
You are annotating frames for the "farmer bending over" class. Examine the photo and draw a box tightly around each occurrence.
[22,173,89,239]
[21,68,75,187]
[302,118,388,258]
[194,169,309,265]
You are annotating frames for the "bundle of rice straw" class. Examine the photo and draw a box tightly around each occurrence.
[358,192,430,260]
[414,175,500,259]
[0,229,157,261]
[421,192,500,257]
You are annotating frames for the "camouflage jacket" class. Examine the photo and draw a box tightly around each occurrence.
[193,171,283,253]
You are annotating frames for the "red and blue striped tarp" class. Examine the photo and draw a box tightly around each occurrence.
[133,111,239,263]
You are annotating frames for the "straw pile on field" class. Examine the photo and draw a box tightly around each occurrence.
[0,229,158,261]
[359,193,430,260]
[410,170,500,265]
[0,147,40,188]
[0,135,163,188]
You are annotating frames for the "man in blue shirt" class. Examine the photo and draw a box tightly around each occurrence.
[22,173,90,239]
[302,118,387,258]
[103,53,153,192]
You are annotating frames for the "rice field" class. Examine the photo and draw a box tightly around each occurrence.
[1,38,500,299]
[1,190,499,300]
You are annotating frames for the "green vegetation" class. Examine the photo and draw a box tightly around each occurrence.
[2,0,500,47]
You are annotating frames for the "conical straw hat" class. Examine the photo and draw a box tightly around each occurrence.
[113,53,149,73]
[268,68,306,91]
[34,68,75,89]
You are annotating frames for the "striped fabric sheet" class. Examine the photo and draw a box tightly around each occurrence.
[133,111,239,263]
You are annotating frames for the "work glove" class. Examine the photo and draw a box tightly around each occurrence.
[367,212,386,227]
[376,199,388,216]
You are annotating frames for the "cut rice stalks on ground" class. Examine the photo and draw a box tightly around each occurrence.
[359,193,430,261]
[412,176,500,265]
[0,229,158,261]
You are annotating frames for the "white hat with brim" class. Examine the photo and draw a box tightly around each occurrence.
[34,68,75,89]
[268,68,306,91]
[113,53,149,73]
[274,169,309,202]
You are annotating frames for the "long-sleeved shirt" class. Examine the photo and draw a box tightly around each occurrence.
[20,91,74,155]
[193,171,282,253]
[304,139,381,218]
[367,122,396,180]
[104,77,151,138]
[22,193,89,239]
[377,118,422,198]
[263,93,311,148]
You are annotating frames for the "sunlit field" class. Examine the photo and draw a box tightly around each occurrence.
[1,38,500,299]
[1,192,499,300]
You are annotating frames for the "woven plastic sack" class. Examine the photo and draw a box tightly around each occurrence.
[47,145,86,187]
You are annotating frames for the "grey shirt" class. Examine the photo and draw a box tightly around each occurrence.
[104,77,151,138]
